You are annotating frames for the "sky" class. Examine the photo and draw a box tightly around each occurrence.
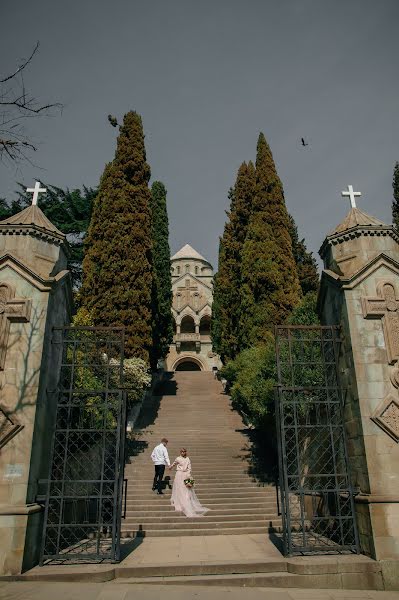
[1,0,398,270]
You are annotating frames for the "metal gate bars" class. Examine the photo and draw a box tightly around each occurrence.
[40,326,127,564]
[275,325,359,555]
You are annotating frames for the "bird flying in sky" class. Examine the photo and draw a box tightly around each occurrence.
[301,137,309,147]
[108,114,118,128]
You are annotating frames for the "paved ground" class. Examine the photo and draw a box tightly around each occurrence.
[1,582,399,600]
[120,532,283,564]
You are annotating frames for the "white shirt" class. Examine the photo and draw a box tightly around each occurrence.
[151,443,170,466]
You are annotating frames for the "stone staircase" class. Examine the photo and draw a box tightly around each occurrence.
[16,371,383,590]
[122,371,281,538]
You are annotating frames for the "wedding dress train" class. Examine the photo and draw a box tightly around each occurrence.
[170,456,209,518]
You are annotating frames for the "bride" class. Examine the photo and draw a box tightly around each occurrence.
[169,448,209,518]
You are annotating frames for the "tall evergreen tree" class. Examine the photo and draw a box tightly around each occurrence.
[212,162,256,361]
[392,162,399,230]
[288,214,319,295]
[80,111,153,361]
[211,266,223,356]
[150,181,173,369]
[240,133,301,346]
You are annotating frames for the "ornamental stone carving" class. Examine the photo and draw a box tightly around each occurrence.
[172,277,208,314]
[0,407,24,449]
[362,280,399,364]
[371,394,399,443]
[0,282,32,370]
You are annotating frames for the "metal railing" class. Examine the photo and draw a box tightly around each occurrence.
[40,326,127,564]
[275,325,359,556]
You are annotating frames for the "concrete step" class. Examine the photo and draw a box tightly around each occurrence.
[128,457,253,462]
[123,500,278,510]
[116,569,383,589]
[122,507,276,516]
[126,478,276,498]
[122,515,279,525]
[120,518,276,530]
[125,478,267,485]
[115,559,288,579]
[126,490,272,500]
[125,466,256,473]
[120,525,281,537]
[121,521,281,538]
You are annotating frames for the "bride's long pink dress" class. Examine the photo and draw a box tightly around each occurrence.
[171,456,209,518]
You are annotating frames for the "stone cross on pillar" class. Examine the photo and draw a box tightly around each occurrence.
[0,283,31,371]
[341,184,361,209]
[26,181,47,206]
[362,281,399,364]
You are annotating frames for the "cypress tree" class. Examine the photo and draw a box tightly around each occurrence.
[212,162,256,360]
[392,162,399,230]
[80,111,153,361]
[288,214,319,295]
[150,181,173,369]
[211,267,222,356]
[240,133,301,346]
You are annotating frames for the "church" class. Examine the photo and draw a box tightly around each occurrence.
[165,244,222,372]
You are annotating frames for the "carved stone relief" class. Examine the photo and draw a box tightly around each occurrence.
[0,407,24,449]
[0,282,32,371]
[362,280,399,442]
[371,394,399,443]
[172,277,208,313]
[362,281,399,364]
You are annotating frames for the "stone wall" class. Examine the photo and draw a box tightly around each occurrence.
[319,212,399,561]
[0,207,72,575]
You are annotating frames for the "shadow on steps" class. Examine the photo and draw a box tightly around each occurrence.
[125,373,178,459]
[235,428,278,485]
[134,373,177,431]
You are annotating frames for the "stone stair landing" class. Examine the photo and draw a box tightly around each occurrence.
[122,371,281,538]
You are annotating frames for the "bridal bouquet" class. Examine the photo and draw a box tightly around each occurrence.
[184,478,195,488]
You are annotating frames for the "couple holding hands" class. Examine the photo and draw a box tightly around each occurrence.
[151,438,208,518]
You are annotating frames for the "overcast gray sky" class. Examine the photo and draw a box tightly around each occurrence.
[1,0,398,269]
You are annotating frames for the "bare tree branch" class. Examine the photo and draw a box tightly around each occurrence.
[0,41,40,84]
[0,42,62,165]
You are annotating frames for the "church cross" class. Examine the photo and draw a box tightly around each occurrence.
[341,185,361,209]
[0,284,31,371]
[362,282,399,364]
[26,181,47,206]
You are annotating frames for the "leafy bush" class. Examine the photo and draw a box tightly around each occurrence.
[109,356,151,406]
[221,293,320,428]
[221,334,276,428]
[71,308,151,425]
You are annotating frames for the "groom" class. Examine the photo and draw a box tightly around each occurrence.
[151,437,170,495]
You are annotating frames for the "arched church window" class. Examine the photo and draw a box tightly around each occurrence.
[185,264,190,273]
[180,315,195,334]
[200,315,211,336]
[195,266,198,275]
[176,293,182,310]
[177,266,180,275]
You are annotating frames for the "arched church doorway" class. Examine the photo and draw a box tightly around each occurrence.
[174,358,203,371]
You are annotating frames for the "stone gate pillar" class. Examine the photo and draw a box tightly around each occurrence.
[318,200,399,563]
[0,204,72,575]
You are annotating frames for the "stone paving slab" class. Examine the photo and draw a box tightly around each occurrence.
[1,582,399,600]
[2,534,382,585]
[120,533,282,564]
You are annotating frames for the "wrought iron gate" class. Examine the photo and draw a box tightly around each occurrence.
[275,325,359,555]
[40,326,127,564]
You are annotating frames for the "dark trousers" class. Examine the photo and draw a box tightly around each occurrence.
[153,464,165,492]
